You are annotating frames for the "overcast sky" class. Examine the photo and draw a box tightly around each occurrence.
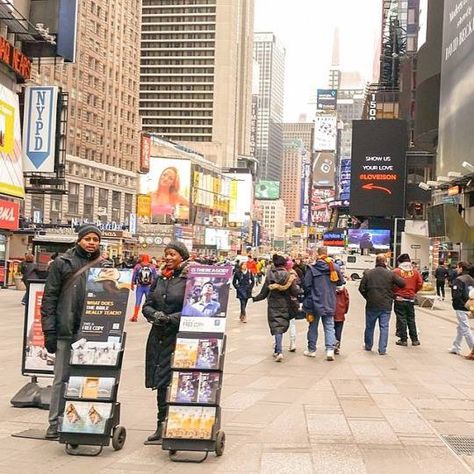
[254,0,383,122]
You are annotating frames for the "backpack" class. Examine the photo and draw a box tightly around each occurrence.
[137,266,152,285]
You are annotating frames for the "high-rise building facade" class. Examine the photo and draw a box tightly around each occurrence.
[26,0,141,226]
[258,199,286,242]
[140,0,254,168]
[253,32,285,181]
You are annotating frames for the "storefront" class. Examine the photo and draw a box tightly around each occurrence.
[101,230,138,260]
[0,199,20,287]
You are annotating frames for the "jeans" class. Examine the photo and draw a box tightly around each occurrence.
[334,321,344,343]
[274,333,283,354]
[364,309,391,353]
[307,314,336,352]
[394,301,418,342]
[436,280,445,298]
[135,285,151,307]
[49,338,75,427]
[452,310,474,353]
[239,298,249,316]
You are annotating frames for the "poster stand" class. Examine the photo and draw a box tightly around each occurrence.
[160,264,232,462]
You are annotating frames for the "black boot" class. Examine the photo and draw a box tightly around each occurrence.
[145,421,163,444]
[45,424,59,439]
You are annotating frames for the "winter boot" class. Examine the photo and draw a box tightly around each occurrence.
[145,421,163,443]
[129,305,140,322]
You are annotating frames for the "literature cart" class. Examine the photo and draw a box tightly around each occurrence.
[58,267,133,456]
[161,264,233,462]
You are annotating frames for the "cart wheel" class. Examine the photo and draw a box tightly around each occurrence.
[112,426,127,451]
[215,430,225,456]
[169,449,177,455]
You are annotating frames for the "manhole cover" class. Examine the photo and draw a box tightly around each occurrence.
[442,435,474,456]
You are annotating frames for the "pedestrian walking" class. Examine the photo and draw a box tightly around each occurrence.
[434,261,449,300]
[142,241,191,443]
[286,258,301,352]
[302,246,344,361]
[232,261,254,323]
[129,254,157,322]
[253,254,300,362]
[449,261,474,355]
[334,285,350,355]
[393,253,423,347]
[40,224,104,439]
[247,256,258,284]
[359,255,405,355]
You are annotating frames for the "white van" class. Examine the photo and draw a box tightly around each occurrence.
[343,253,376,280]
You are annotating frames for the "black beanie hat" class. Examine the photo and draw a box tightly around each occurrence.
[165,240,190,261]
[77,224,102,242]
[397,253,411,264]
[272,253,287,267]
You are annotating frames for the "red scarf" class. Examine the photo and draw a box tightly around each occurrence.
[317,254,339,282]
[161,266,174,279]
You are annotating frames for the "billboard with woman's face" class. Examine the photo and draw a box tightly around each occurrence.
[139,157,191,221]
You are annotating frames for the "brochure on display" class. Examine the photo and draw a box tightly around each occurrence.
[169,371,221,404]
[179,264,233,333]
[172,336,222,370]
[61,401,112,434]
[70,339,122,366]
[165,405,216,440]
[65,376,116,400]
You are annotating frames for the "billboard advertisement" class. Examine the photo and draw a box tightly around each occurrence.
[255,180,280,199]
[139,134,151,173]
[314,115,337,151]
[0,84,24,198]
[347,229,391,250]
[300,158,311,224]
[139,157,191,221]
[313,152,335,187]
[205,228,230,251]
[438,0,474,176]
[350,120,407,217]
[224,171,252,224]
[339,157,351,200]
[22,86,58,173]
[323,230,345,247]
[317,89,337,111]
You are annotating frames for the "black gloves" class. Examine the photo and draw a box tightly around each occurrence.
[44,332,57,354]
[152,311,170,326]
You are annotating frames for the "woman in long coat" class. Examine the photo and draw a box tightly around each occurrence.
[142,241,190,443]
[232,261,255,323]
[253,254,300,362]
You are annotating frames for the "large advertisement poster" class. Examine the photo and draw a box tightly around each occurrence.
[339,158,351,201]
[224,172,252,224]
[314,115,337,151]
[317,89,337,111]
[0,84,24,198]
[350,120,407,217]
[179,264,233,333]
[139,157,191,221]
[438,0,474,176]
[22,282,54,376]
[313,152,335,187]
[255,180,280,199]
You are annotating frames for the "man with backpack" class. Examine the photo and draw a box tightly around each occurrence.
[130,254,157,322]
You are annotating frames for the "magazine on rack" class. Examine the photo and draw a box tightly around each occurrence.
[69,339,122,366]
[61,401,112,434]
[172,336,222,370]
[169,371,221,404]
[165,405,216,440]
[65,376,116,400]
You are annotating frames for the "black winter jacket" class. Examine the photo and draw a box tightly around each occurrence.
[142,262,189,389]
[359,264,405,311]
[41,245,101,339]
[253,265,300,335]
[232,270,254,300]
[452,272,474,310]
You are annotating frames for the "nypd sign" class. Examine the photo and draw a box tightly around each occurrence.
[22,86,58,173]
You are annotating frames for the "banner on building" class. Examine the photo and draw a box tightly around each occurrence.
[255,180,280,200]
[22,86,59,173]
[0,84,24,198]
[313,152,335,187]
[317,89,337,111]
[0,199,19,230]
[314,115,337,151]
[223,171,253,224]
[350,120,407,217]
[139,134,151,174]
[338,157,351,201]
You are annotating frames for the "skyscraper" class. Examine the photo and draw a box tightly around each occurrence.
[140,0,255,168]
[253,32,285,181]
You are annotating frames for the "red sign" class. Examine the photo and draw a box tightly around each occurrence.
[0,199,19,230]
[0,36,31,81]
[140,134,151,173]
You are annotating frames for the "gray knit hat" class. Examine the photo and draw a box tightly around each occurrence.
[77,224,102,242]
[165,240,190,260]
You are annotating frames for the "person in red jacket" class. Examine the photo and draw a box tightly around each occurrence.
[334,285,349,355]
[393,253,423,347]
[246,256,258,281]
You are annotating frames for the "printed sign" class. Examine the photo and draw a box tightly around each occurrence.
[314,115,337,151]
[0,199,19,230]
[22,86,59,172]
[317,89,337,111]
[140,134,151,173]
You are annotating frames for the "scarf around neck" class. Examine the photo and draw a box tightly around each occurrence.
[317,254,339,282]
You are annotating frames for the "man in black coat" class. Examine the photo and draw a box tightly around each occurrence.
[41,224,102,439]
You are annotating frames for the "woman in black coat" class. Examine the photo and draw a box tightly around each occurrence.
[253,254,300,362]
[232,262,254,323]
[141,241,190,443]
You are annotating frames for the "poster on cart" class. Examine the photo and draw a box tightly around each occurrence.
[179,265,232,333]
[79,268,133,343]
[22,281,55,376]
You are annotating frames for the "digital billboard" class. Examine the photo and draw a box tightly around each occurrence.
[317,89,337,111]
[348,229,391,250]
[350,120,407,217]
[139,157,191,221]
[223,171,252,224]
[339,157,351,200]
[314,115,337,151]
[323,230,345,247]
[255,180,280,200]
[438,0,474,176]
[313,152,335,187]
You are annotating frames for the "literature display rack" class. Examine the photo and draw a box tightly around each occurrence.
[161,264,232,462]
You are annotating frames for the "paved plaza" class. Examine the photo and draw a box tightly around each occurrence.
[1,282,474,473]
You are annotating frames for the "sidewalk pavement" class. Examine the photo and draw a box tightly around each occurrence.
[1,283,474,473]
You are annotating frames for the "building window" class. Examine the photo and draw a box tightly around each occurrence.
[50,196,62,224]
[68,182,80,215]
[31,195,44,222]
[112,191,121,222]
[84,185,95,220]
